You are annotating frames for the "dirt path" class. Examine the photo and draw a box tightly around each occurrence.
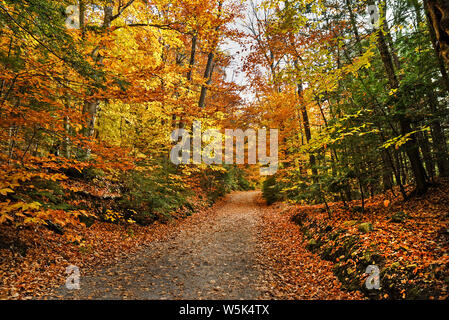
[49,191,264,299]
[47,191,361,300]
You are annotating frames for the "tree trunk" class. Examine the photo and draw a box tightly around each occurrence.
[380,0,401,70]
[424,0,449,66]
[297,82,318,180]
[424,0,449,93]
[187,35,197,82]
[79,0,86,38]
[427,88,449,176]
[198,1,223,109]
[417,129,435,180]
[381,149,394,191]
[373,0,428,194]
[198,51,215,109]
[83,3,113,148]
[345,0,363,55]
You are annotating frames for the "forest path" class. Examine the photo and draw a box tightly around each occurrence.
[49,191,265,299]
[47,191,361,300]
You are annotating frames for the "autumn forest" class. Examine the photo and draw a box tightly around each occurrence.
[1,0,449,303]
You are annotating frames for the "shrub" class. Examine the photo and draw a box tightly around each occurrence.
[262,175,283,205]
[118,165,192,225]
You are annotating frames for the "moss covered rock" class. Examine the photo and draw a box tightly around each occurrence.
[358,222,374,233]
[390,211,408,223]
[343,220,358,227]
[306,239,318,251]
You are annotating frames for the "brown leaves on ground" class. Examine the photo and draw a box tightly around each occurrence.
[1,191,363,300]
[286,180,449,299]
[0,197,211,300]
[45,192,263,300]
[256,197,365,300]
[6,182,446,301]
[0,221,162,299]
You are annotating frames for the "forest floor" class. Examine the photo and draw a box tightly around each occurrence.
[1,191,362,299]
[287,180,449,299]
[3,183,449,300]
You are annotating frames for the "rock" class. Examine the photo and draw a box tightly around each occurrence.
[437,227,449,237]
[370,253,384,264]
[406,264,418,270]
[45,220,64,235]
[390,262,401,269]
[390,211,408,223]
[306,239,318,250]
[358,222,373,233]
[352,206,364,213]
[343,220,358,227]
[79,215,96,228]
